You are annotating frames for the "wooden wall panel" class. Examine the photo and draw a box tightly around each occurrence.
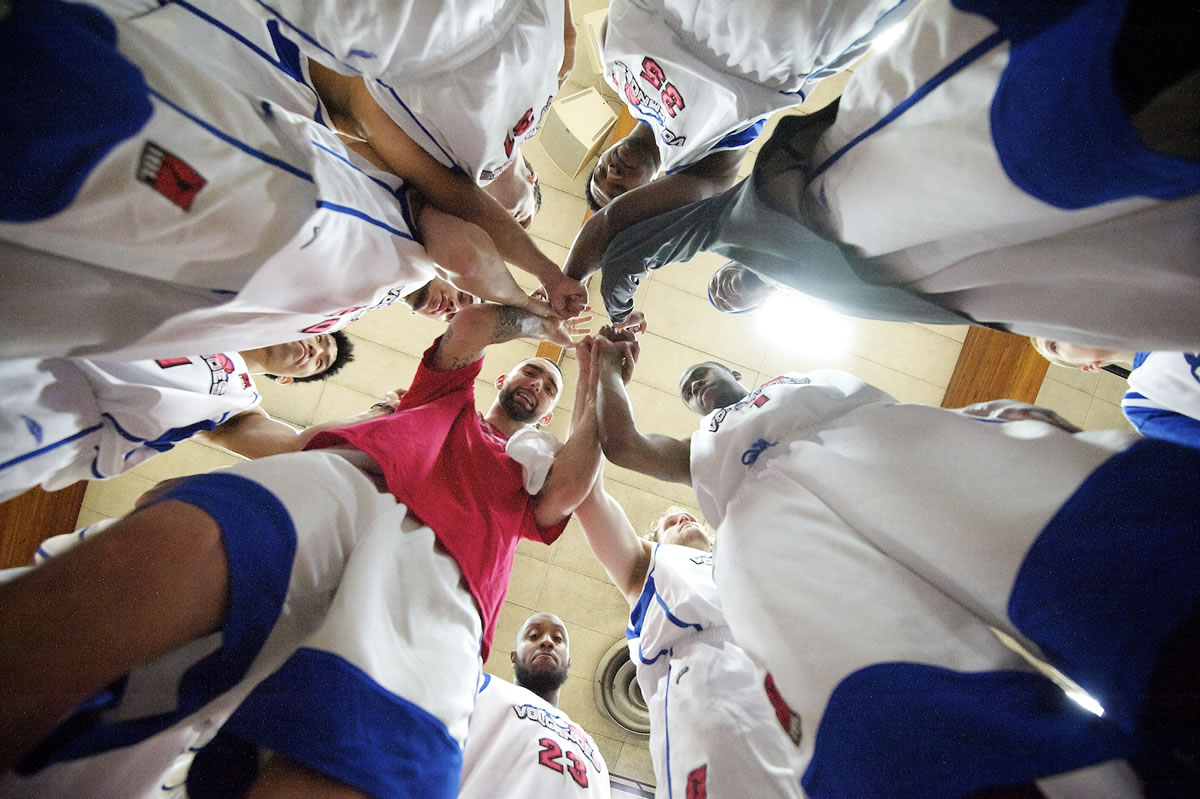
[941,327,1049,408]
[0,483,87,568]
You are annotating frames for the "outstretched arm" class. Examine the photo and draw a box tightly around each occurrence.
[563,150,743,284]
[565,334,653,601]
[593,337,692,485]
[431,303,586,371]
[416,205,555,317]
[310,62,587,317]
[532,330,636,529]
[201,394,403,459]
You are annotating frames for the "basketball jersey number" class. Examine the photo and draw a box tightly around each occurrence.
[537,737,589,788]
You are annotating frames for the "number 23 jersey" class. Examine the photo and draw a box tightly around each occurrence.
[458,675,611,798]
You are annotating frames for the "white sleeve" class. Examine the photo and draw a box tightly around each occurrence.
[505,427,563,495]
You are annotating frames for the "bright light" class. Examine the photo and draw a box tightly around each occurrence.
[1066,688,1105,717]
[871,22,908,54]
[756,292,852,357]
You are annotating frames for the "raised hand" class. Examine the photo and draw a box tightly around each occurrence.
[542,272,590,318]
[616,311,648,335]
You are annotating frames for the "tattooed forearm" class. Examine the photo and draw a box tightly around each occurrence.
[492,305,552,344]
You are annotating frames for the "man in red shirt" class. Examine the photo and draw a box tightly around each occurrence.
[0,303,601,799]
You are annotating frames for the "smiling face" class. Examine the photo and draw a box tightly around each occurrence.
[255,334,338,380]
[497,358,561,423]
[511,613,570,695]
[588,133,660,208]
[679,362,748,416]
[405,277,477,322]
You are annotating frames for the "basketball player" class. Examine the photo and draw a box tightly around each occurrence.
[459,613,612,798]
[564,0,916,294]
[1033,339,1200,450]
[0,300,600,797]
[0,332,364,503]
[83,0,587,317]
[0,1,561,362]
[572,0,1200,346]
[585,338,1200,797]
[574,497,805,798]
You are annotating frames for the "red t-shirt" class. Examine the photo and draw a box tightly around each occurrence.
[306,338,569,656]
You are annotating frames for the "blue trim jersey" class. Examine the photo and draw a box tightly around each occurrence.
[799,0,1200,351]
[688,369,1200,796]
[627,544,804,798]
[0,353,259,502]
[0,1,433,361]
[603,0,916,171]
[230,0,565,184]
[3,452,484,799]
[459,676,611,798]
[1122,352,1200,449]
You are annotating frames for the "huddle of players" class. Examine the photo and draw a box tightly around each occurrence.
[2,0,1199,797]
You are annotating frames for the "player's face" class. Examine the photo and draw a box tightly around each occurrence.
[262,334,338,378]
[590,136,658,208]
[498,358,561,423]
[513,613,570,676]
[707,262,774,314]
[486,156,540,229]
[409,277,477,322]
[657,510,710,552]
[1035,338,1117,371]
[679,363,747,416]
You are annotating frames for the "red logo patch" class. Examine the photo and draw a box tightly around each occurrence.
[764,673,803,746]
[137,142,206,210]
[686,765,707,799]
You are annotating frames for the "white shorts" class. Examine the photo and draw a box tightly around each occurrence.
[0,2,431,360]
[798,0,1200,349]
[657,0,916,93]
[238,0,564,183]
[1,451,482,799]
[715,436,1200,798]
[0,359,102,503]
[649,634,805,799]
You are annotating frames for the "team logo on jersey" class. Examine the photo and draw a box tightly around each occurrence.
[201,353,236,396]
[137,142,207,211]
[740,437,777,466]
[22,415,44,445]
[764,673,803,746]
[686,765,707,799]
[609,59,687,148]
[707,376,809,432]
[503,96,553,159]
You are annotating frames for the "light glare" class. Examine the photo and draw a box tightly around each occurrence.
[871,23,908,54]
[756,293,852,357]
[1066,688,1105,717]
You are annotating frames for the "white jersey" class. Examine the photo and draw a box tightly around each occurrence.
[0,7,434,360]
[120,0,328,124]
[459,675,611,799]
[691,370,1159,796]
[797,0,1200,350]
[1125,353,1200,424]
[3,452,483,799]
[689,371,894,528]
[627,543,805,798]
[603,0,914,171]
[237,0,564,184]
[0,353,259,501]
